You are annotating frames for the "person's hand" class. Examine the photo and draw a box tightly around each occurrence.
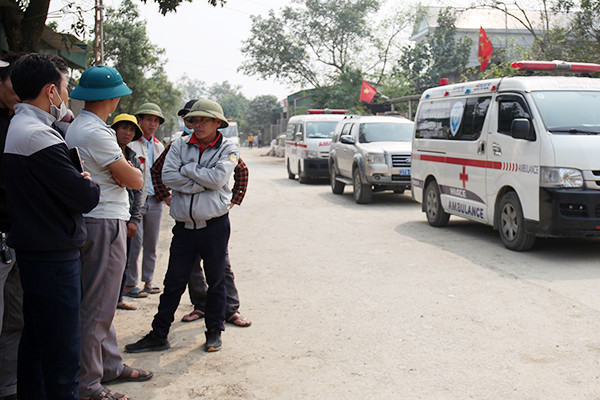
[126,222,138,238]
[164,195,172,207]
[111,171,125,187]
[81,171,92,181]
[229,203,236,209]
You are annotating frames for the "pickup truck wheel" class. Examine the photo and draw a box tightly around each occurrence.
[298,161,308,184]
[287,160,295,180]
[425,181,450,227]
[498,192,536,251]
[330,163,344,194]
[353,168,372,204]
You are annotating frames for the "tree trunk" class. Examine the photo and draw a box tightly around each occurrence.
[1,0,51,52]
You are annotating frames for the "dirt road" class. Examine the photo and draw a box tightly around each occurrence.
[114,148,600,399]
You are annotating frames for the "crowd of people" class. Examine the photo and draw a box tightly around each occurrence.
[0,52,251,400]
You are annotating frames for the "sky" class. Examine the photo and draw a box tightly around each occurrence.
[48,0,474,101]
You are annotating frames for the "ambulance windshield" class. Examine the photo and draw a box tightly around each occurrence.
[305,121,338,139]
[533,91,600,134]
[219,125,238,138]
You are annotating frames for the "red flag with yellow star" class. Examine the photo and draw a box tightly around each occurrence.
[360,80,377,103]
[478,26,493,71]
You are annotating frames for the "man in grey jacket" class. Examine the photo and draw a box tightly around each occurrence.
[125,99,239,353]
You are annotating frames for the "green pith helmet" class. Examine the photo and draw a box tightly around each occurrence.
[70,65,132,101]
[134,102,165,124]
[183,99,229,128]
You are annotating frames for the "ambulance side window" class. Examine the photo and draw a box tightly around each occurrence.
[457,97,491,140]
[415,96,491,140]
[498,96,531,135]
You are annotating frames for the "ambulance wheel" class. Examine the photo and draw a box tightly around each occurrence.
[287,160,295,180]
[330,163,344,194]
[298,161,308,184]
[353,168,372,204]
[425,181,449,227]
[498,192,536,251]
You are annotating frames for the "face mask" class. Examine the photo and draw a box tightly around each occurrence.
[183,126,193,135]
[49,87,68,121]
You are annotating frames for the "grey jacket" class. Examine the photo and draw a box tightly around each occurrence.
[162,133,239,229]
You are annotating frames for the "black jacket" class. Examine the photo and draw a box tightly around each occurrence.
[3,104,100,262]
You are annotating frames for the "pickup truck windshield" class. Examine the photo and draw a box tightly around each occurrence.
[532,91,600,134]
[306,121,338,139]
[359,122,414,143]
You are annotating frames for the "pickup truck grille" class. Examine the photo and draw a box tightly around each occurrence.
[391,154,411,168]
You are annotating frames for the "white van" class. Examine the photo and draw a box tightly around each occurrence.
[219,120,240,147]
[285,109,347,183]
[411,60,600,251]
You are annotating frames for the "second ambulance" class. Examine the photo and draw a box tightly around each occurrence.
[411,61,600,250]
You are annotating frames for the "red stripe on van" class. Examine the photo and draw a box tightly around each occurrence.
[417,154,502,170]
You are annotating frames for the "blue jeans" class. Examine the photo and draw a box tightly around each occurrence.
[152,214,230,337]
[17,257,81,400]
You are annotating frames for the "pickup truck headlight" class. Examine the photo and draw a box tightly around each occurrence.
[305,150,318,158]
[540,167,583,188]
[366,153,385,164]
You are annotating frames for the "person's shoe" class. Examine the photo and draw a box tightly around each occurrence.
[204,328,222,352]
[125,331,170,353]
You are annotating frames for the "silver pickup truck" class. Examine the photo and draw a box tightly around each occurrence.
[329,115,414,203]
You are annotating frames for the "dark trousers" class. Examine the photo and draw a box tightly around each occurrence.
[17,257,81,400]
[152,214,230,337]
[0,256,22,398]
[188,250,240,318]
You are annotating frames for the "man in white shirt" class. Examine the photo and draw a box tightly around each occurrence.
[124,102,166,297]
[66,65,149,400]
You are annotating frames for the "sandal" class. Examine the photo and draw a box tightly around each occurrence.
[181,309,205,322]
[122,287,148,298]
[101,364,153,384]
[83,386,129,400]
[117,300,137,310]
[226,312,252,327]
[141,283,161,294]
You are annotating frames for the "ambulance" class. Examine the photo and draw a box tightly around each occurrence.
[411,60,600,250]
[285,109,347,183]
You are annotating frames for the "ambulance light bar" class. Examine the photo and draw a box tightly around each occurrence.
[511,60,600,72]
[307,109,347,114]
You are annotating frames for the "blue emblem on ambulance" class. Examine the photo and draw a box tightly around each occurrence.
[450,101,464,137]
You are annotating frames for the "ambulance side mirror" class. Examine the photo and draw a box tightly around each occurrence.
[511,118,533,141]
[295,132,303,141]
[340,135,355,145]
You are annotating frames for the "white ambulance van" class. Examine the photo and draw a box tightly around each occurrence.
[411,60,600,251]
[285,109,347,183]
[219,120,240,147]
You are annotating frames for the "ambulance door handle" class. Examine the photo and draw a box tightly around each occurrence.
[492,143,502,156]
[477,141,485,155]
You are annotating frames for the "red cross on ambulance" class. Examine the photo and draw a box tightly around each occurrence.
[459,165,468,188]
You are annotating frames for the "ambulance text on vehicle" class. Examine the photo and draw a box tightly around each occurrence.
[285,109,347,183]
[411,60,600,250]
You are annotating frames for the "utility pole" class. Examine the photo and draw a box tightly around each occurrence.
[94,0,105,65]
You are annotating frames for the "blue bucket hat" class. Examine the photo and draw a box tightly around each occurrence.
[70,65,132,101]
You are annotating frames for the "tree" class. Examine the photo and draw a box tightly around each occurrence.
[177,74,208,102]
[0,0,224,52]
[246,95,280,139]
[393,7,472,94]
[1,0,52,51]
[103,0,181,139]
[239,0,381,88]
